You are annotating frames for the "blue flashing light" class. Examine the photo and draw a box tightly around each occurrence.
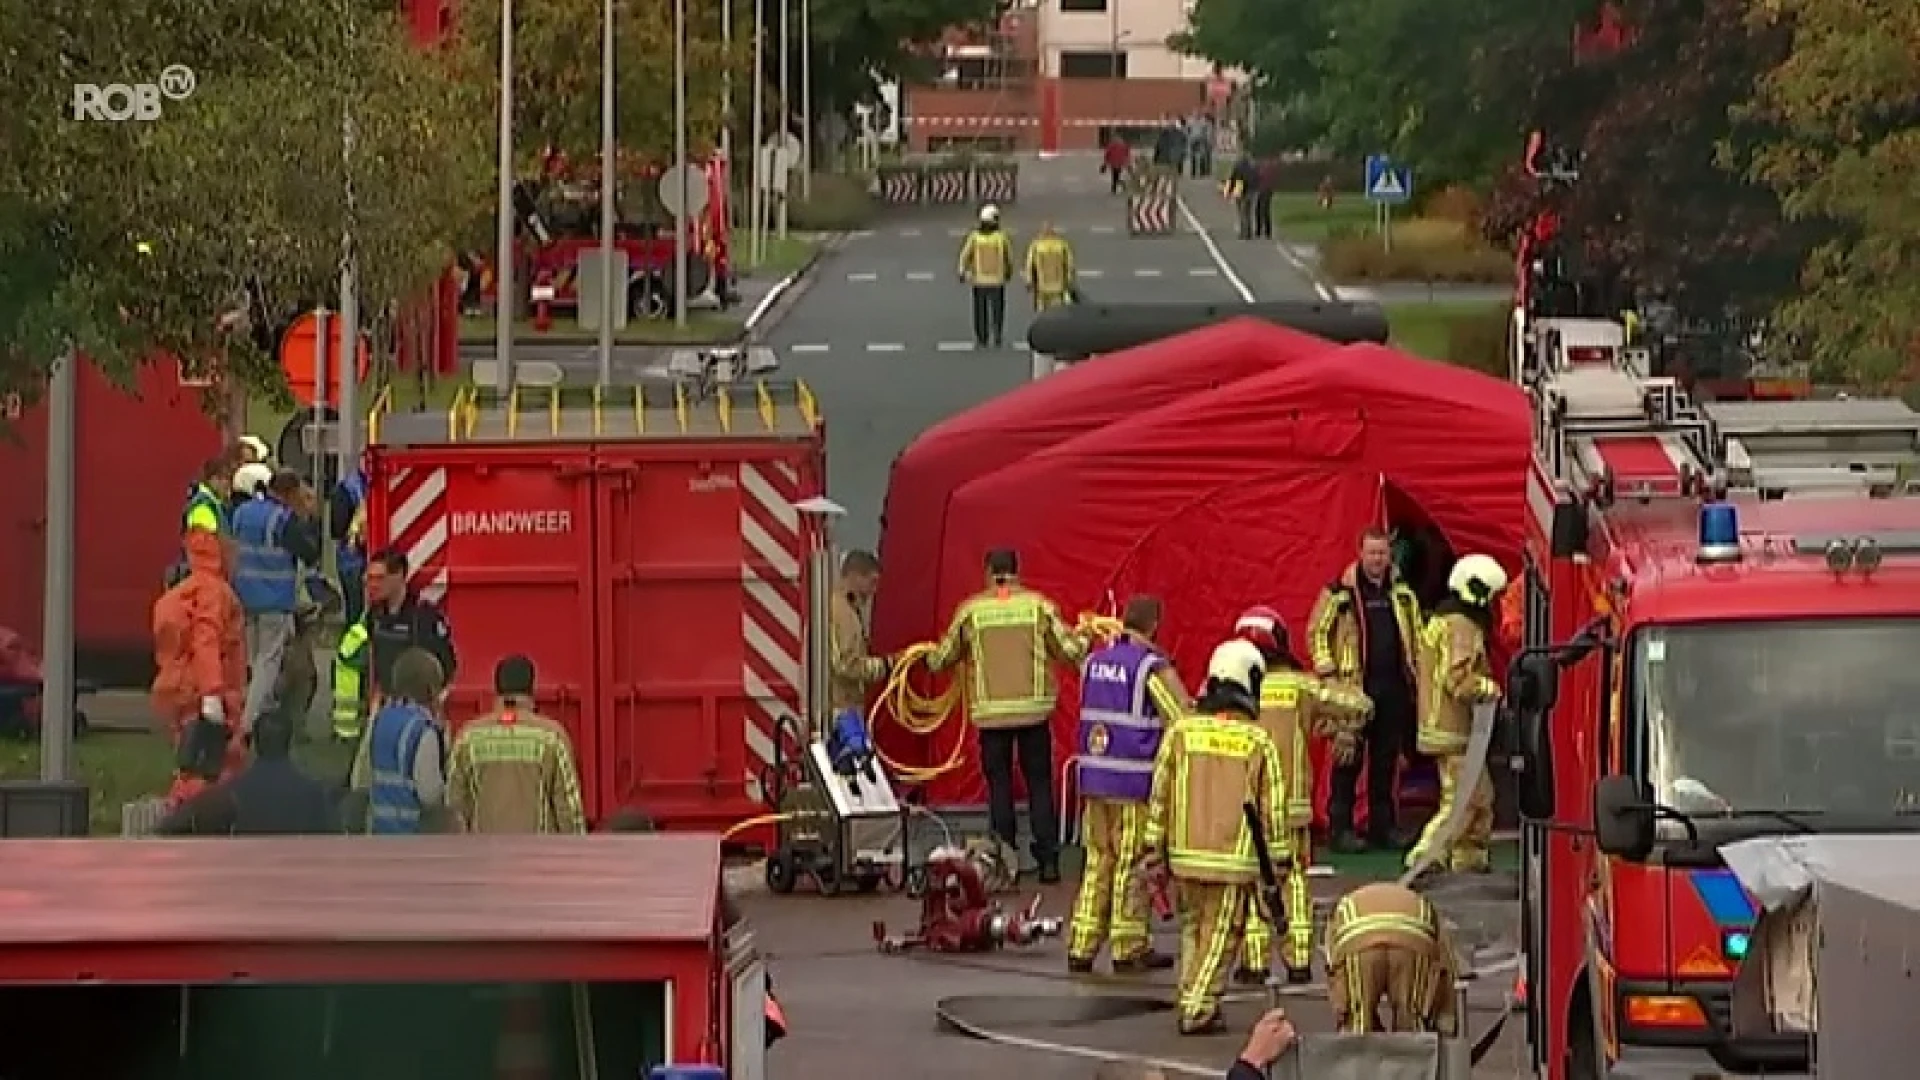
[1722,929,1751,962]
[1697,501,1742,563]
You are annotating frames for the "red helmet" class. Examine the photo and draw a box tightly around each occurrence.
[1234,606,1288,658]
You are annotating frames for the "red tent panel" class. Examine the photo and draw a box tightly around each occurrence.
[908,344,1531,809]
[871,318,1338,654]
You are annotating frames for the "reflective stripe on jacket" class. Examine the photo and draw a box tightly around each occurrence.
[1414,611,1499,756]
[447,704,587,834]
[958,230,1013,286]
[366,701,433,834]
[231,497,298,613]
[1024,236,1073,293]
[332,621,370,739]
[1326,882,1441,959]
[1307,566,1422,680]
[1141,712,1287,884]
[924,583,1088,727]
[184,485,228,534]
[1257,670,1372,826]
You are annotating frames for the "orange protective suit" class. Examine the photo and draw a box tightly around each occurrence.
[150,530,247,805]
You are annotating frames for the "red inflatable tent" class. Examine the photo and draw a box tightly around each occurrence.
[911,344,1532,809]
[870,318,1340,655]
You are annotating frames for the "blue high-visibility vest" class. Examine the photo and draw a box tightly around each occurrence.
[367,701,433,835]
[231,497,298,613]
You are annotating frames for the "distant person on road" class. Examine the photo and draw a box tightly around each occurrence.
[152,530,248,808]
[234,469,324,733]
[447,654,586,834]
[1103,134,1131,194]
[1152,117,1184,168]
[1228,155,1261,239]
[1251,155,1279,239]
[957,204,1013,349]
[351,647,450,834]
[1023,221,1077,311]
[155,702,339,835]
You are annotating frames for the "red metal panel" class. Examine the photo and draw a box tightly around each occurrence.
[1591,435,1686,497]
[594,441,822,832]
[367,444,602,819]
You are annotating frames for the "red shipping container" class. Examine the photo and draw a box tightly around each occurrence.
[364,380,825,833]
[0,359,221,679]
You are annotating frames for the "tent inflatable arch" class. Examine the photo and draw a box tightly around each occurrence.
[913,344,1532,810]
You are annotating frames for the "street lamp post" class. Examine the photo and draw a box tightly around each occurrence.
[799,0,812,197]
[673,0,689,328]
[495,0,517,387]
[597,0,617,382]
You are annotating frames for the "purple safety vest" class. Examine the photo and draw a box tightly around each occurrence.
[1075,637,1167,803]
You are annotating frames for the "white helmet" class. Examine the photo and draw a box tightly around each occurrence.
[233,462,273,497]
[238,434,271,464]
[1448,553,1509,606]
[978,204,1000,225]
[1203,639,1266,715]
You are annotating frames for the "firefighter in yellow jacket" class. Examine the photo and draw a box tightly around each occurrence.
[1139,639,1290,1035]
[1022,221,1076,311]
[925,547,1090,883]
[957,204,1013,348]
[1324,881,1462,1034]
[1405,554,1506,876]
[1230,607,1372,986]
[829,549,891,712]
[447,654,587,834]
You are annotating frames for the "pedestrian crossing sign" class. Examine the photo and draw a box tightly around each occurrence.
[1364,154,1413,204]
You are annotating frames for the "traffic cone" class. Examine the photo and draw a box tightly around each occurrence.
[493,983,551,1080]
[1512,972,1528,1013]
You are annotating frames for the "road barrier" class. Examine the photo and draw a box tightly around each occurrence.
[867,159,1023,207]
[1126,170,1179,236]
[874,165,923,205]
[972,166,1018,205]
[924,168,971,204]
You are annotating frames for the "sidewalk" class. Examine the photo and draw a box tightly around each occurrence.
[1175,182,1339,301]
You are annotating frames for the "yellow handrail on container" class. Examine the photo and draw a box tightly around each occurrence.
[673,381,688,431]
[507,386,522,438]
[717,385,732,433]
[591,384,604,436]
[633,384,645,434]
[368,384,395,444]
[797,382,818,428]
[548,385,561,434]
[422,377,820,441]
[756,380,776,429]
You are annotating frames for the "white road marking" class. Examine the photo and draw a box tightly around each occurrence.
[947,228,968,238]
[790,343,830,353]
[1079,269,1105,278]
[905,271,936,281]
[1133,268,1162,278]
[1174,196,1258,303]
[899,228,921,237]
[1188,267,1219,277]
[1089,225,1117,235]
[867,342,905,352]
[847,271,878,282]
[936,341,975,352]
[848,230,874,239]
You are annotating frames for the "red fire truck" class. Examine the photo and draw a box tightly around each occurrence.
[1503,326,1920,1078]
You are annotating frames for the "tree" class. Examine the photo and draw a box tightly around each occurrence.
[0,0,493,400]
[1743,0,1920,386]
[798,0,1000,127]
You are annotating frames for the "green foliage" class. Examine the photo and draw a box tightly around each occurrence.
[802,0,1000,119]
[785,173,876,231]
[1321,219,1511,284]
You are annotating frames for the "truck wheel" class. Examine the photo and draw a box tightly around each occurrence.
[628,277,669,320]
[765,853,797,894]
[1567,980,1604,1080]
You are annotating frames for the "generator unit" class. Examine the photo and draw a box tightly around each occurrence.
[763,708,919,895]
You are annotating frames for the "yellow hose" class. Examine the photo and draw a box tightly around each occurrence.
[723,812,795,840]
[873,612,1125,784]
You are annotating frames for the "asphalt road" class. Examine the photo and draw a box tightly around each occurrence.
[763,153,1330,553]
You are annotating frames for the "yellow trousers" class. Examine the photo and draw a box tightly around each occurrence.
[1241,826,1313,973]
[1175,880,1253,1028]
[1329,941,1447,1033]
[1406,752,1494,872]
[1068,798,1152,962]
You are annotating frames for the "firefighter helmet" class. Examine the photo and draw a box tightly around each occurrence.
[233,462,273,497]
[979,204,1000,225]
[238,434,271,464]
[1448,553,1509,606]
[1234,605,1289,660]
[1204,638,1266,716]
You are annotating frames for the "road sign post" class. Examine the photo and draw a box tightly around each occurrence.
[1364,154,1412,254]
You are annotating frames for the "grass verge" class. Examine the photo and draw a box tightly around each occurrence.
[1386,300,1509,376]
[734,233,821,277]
[456,313,743,346]
[245,373,467,440]
[1267,193,1380,244]
[0,730,356,835]
[1322,216,1510,285]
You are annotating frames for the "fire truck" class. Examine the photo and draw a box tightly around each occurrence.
[1503,329,1920,1078]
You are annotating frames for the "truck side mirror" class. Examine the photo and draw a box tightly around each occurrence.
[1550,502,1588,558]
[1513,707,1555,821]
[1593,775,1656,860]
[1507,652,1559,714]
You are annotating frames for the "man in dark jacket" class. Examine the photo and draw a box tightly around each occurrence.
[156,708,338,835]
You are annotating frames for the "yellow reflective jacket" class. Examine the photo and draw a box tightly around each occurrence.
[1325,881,1460,1033]
[1256,670,1372,827]
[1023,235,1074,293]
[958,229,1013,286]
[1414,609,1500,756]
[1307,564,1423,681]
[925,582,1088,727]
[447,700,588,834]
[332,621,370,740]
[1142,711,1288,884]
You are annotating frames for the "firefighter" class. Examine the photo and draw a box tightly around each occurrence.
[1023,221,1076,311]
[925,547,1091,883]
[1067,595,1186,975]
[354,647,449,834]
[331,548,457,745]
[1405,554,1507,876]
[151,530,248,807]
[1324,881,1462,1035]
[1308,527,1425,853]
[957,204,1013,349]
[446,654,586,834]
[829,550,890,712]
[1138,639,1290,1035]
[1232,606,1372,986]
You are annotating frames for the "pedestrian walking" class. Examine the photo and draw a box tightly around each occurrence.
[1023,221,1077,311]
[957,205,1013,348]
[233,469,323,731]
[1103,135,1131,194]
[151,530,248,807]
[1405,555,1506,878]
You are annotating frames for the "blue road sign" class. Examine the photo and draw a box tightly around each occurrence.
[1364,155,1412,204]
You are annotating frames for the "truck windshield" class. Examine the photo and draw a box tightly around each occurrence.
[1635,619,1920,815]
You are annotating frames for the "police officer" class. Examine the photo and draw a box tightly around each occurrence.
[331,548,458,745]
[1232,606,1372,986]
[1309,527,1425,853]
[1022,221,1076,311]
[957,204,1013,348]
[233,469,323,731]
[1324,881,1462,1034]
[1139,639,1289,1035]
[1405,554,1506,877]
[330,458,370,626]
[925,548,1090,883]
[1067,595,1185,975]
[829,550,890,712]
[447,655,587,834]
[353,648,449,834]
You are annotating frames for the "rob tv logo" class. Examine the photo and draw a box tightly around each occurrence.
[72,65,197,121]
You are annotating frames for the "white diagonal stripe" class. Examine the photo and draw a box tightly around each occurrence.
[744,616,802,688]
[391,467,445,537]
[743,567,801,639]
[739,463,799,532]
[773,461,797,485]
[742,515,800,580]
[408,518,447,572]
[421,567,449,606]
